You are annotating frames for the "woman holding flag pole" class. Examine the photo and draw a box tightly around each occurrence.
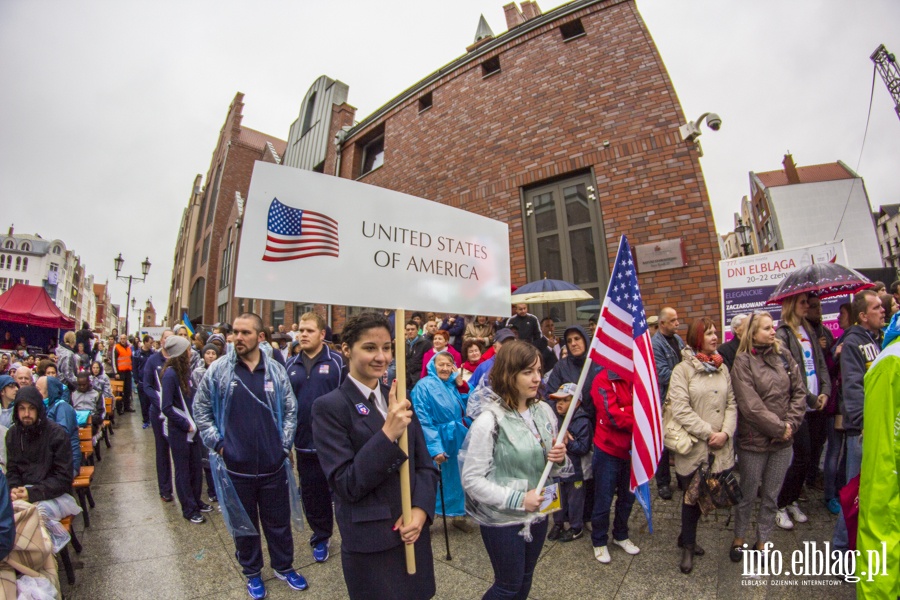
[459,340,567,599]
[312,312,438,600]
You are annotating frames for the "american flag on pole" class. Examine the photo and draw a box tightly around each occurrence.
[588,235,663,528]
[262,198,340,262]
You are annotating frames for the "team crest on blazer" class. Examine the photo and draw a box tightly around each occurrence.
[355,403,369,415]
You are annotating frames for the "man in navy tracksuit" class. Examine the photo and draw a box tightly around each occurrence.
[133,335,154,428]
[194,313,306,599]
[143,330,174,501]
[287,312,345,563]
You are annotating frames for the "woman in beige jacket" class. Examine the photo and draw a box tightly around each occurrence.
[667,317,737,574]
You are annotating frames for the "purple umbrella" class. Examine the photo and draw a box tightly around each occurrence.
[765,262,873,305]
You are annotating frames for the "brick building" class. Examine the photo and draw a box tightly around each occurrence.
[167,93,286,327]
[285,0,721,328]
[169,0,725,332]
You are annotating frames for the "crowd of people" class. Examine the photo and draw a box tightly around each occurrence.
[0,280,894,598]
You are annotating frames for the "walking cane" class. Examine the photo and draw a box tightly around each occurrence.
[438,462,452,560]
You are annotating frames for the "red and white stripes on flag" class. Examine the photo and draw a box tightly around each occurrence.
[588,235,664,491]
[263,198,340,262]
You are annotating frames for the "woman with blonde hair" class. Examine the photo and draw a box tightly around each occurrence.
[773,293,830,530]
[728,311,806,562]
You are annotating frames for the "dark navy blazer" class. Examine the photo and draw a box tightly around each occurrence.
[312,378,438,554]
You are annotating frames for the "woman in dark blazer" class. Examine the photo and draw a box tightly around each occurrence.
[312,313,438,600]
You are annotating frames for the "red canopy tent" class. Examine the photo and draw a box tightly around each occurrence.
[0,284,75,329]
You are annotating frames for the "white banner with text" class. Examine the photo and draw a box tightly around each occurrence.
[234,162,511,316]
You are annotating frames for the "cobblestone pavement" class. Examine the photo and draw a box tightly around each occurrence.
[61,414,858,599]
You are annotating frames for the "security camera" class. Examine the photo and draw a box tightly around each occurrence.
[706,113,722,131]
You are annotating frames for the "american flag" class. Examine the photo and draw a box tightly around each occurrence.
[589,235,663,527]
[262,198,340,262]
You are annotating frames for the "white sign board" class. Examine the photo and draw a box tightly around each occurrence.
[234,162,511,316]
[718,241,850,341]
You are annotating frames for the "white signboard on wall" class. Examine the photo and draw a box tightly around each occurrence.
[718,241,850,341]
[234,162,511,316]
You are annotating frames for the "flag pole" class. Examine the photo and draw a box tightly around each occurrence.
[393,308,416,574]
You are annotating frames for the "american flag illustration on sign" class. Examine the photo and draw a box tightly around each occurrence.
[262,198,340,262]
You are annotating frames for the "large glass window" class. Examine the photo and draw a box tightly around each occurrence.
[522,174,608,324]
[360,136,384,176]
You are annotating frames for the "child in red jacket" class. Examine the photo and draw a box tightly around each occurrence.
[589,367,640,564]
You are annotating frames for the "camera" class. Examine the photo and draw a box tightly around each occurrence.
[706,113,722,131]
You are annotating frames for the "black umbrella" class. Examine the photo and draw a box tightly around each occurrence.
[766,262,873,305]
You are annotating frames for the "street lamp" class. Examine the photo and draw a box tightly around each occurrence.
[131,297,145,331]
[114,254,151,335]
[735,218,753,256]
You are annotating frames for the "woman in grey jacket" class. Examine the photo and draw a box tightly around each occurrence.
[774,293,830,530]
[729,311,807,563]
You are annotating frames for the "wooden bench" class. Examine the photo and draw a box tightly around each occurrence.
[103,396,115,437]
[73,466,95,528]
[79,426,99,463]
[57,515,82,585]
[110,379,124,424]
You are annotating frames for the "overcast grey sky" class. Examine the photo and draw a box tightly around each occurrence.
[1,0,898,317]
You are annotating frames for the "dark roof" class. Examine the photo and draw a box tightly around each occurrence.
[879,204,900,218]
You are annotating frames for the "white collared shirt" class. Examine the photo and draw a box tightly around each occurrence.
[347,373,387,418]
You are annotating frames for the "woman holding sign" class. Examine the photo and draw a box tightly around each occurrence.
[460,341,567,600]
[312,313,438,600]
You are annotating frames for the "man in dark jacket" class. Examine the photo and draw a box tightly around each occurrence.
[6,386,73,503]
[287,312,345,563]
[405,321,432,389]
[132,334,154,428]
[650,307,684,500]
[506,304,542,346]
[832,290,885,552]
[75,321,94,357]
[439,314,466,353]
[718,313,747,371]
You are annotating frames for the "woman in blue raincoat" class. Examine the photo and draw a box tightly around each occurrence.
[411,351,474,532]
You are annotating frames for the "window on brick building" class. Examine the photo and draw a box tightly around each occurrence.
[482,56,501,77]
[302,92,317,134]
[294,304,315,324]
[189,278,205,323]
[191,249,199,276]
[196,192,208,239]
[559,19,586,41]
[207,164,222,226]
[272,301,285,329]
[218,303,228,325]
[523,174,608,324]
[201,234,210,266]
[360,134,385,177]
[418,92,433,113]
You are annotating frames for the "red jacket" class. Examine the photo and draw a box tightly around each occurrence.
[591,368,634,460]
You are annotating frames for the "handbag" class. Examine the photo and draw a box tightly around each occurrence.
[662,397,697,455]
[699,453,742,510]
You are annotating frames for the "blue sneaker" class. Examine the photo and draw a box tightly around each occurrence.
[312,540,329,563]
[142,422,150,429]
[246,576,266,599]
[825,498,841,515]
[275,570,309,591]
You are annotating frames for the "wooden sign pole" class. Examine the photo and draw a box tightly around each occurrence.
[393,308,416,574]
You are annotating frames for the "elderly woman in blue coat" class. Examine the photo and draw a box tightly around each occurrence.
[411,351,474,532]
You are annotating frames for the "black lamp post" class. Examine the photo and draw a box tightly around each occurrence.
[735,219,753,256]
[114,254,150,335]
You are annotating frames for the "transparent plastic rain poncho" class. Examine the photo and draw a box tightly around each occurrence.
[458,384,571,541]
[193,350,304,537]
